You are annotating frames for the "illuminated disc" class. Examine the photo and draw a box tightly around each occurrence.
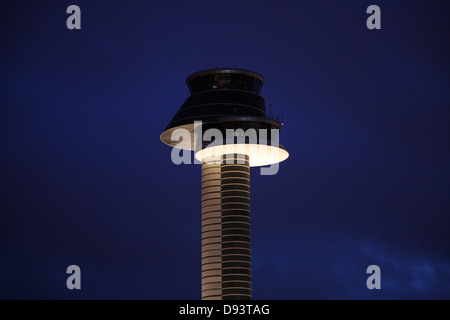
[195,143,289,167]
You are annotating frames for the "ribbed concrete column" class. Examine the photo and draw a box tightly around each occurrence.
[201,154,251,300]
[221,154,251,300]
[201,160,222,300]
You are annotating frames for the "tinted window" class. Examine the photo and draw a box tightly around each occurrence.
[189,73,262,94]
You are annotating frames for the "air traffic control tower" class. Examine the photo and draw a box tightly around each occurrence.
[161,68,288,300]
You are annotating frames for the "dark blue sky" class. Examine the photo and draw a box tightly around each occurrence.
[1,1,449,299]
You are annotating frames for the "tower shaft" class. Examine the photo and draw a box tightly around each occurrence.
[201,154,251,300]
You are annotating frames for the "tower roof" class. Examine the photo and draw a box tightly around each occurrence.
[185,68,264,95]
[186,68,264,85]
